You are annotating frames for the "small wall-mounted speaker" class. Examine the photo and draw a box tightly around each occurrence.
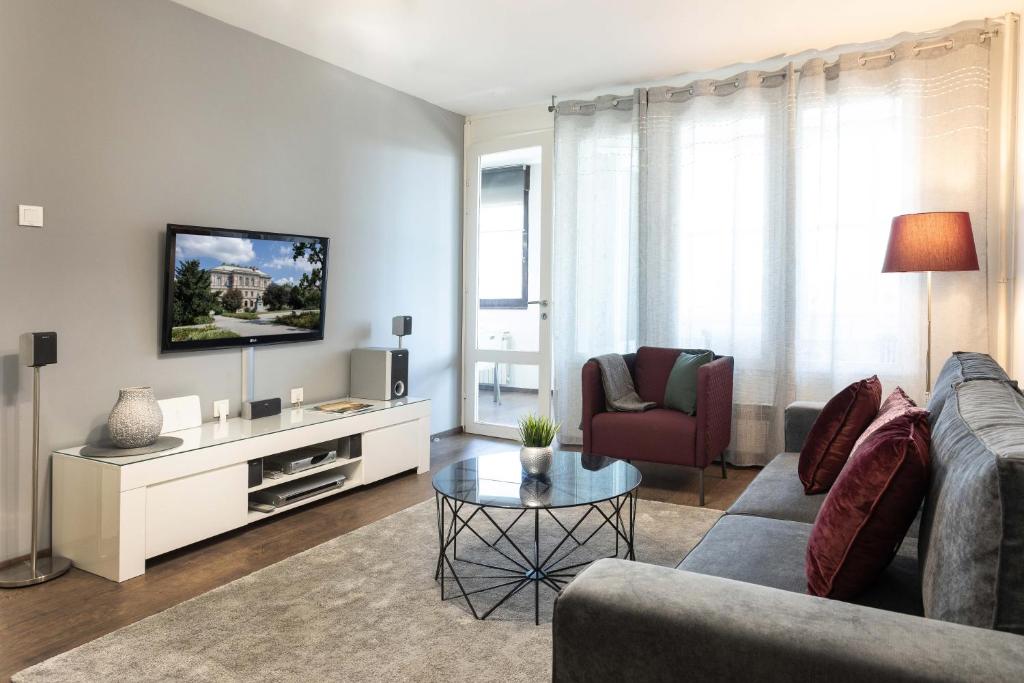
[20,332,57,367]
[242,397,282,420]
[392,316,412,336]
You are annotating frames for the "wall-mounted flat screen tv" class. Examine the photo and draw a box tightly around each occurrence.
[161,224,329,352]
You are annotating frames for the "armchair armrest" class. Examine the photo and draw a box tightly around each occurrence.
[581,359,605,450]
[581,353,637,450]
[695,355,733,466]
[784,401,825,452]
[553,560,1024,683]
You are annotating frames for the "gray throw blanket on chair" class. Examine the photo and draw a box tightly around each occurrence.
[593,354,656,413]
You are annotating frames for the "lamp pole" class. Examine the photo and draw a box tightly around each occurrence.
[926,270,932,398]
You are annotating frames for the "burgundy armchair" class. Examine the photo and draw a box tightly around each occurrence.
[581,347,734,506]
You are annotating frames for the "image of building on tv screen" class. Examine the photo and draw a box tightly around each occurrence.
[171,233,324,343]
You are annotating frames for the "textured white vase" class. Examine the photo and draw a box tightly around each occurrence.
[108,387,163,449]
[519,445,553,477]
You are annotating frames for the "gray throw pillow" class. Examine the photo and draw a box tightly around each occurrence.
[664,351,714,415]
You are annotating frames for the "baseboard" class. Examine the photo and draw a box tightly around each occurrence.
[431,426,463,440]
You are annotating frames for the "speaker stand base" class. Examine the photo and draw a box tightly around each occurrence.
[0,555,72,588]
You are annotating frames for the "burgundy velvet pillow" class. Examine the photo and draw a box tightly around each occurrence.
[805,411,930,599]
[852,387,926,454]
[798,376,882,494]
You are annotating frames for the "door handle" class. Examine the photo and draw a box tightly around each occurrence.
[527,300,549,307]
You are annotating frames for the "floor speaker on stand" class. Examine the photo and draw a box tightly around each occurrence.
[0,332,72,588]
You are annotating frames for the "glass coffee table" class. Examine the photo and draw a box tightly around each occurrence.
[433,450,641,624]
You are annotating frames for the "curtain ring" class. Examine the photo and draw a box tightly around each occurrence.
[858,56,867,66]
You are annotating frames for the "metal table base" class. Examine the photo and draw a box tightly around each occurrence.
[434,490,638,625]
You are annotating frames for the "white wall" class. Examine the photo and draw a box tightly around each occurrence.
[0,0,463,562]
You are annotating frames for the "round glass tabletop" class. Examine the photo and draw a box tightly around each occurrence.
[432,450,642,509]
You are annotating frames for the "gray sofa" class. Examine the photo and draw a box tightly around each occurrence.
[553,353,1024,682]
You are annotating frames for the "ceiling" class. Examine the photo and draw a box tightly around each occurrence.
[172,0,1018,116]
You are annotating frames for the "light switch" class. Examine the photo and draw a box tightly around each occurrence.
[18,205,43,227]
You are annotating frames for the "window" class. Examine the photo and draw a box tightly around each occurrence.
[479,165,529,309]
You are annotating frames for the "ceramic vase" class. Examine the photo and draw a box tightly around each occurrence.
[108,387,163,449]
[520,445,553,477]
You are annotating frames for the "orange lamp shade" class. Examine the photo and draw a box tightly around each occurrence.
[881,212,979,273]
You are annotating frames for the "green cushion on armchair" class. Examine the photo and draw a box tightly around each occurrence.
[664,350,714,414]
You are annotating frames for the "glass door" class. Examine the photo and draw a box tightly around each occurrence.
[463,132,553,439]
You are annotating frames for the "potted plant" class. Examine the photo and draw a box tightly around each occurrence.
[518,414,560,477]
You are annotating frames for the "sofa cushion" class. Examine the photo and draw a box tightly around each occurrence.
[663,350,713,415]
[679,515,922,615]
[590,408,697,466]
[727,453,825,525]
[806,412,930,599]
[927,352,1010,427]
[799,376,882,494]
[920,379,1024,634]
[729,451,923,538]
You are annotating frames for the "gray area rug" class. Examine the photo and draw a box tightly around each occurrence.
[15,498,722,682]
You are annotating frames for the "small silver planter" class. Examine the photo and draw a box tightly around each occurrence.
[108,386,163,449]
[520,445,553,477]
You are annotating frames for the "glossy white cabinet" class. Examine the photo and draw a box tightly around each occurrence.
[53,398,431,581]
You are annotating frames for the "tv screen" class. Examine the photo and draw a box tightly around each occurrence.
[161,224,329,352]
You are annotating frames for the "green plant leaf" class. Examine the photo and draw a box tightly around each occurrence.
[517,413,561,447]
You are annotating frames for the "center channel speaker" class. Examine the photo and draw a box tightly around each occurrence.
[350,348,408,401]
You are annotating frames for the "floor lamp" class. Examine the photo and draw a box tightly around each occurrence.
[882,212,980,398]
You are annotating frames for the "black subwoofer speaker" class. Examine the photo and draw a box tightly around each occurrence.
[350,348,409,400]
[390,348,408,399]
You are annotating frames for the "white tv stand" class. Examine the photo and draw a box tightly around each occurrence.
[52,397,430,582]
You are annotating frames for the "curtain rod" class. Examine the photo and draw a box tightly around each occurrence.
[856,29,995,66]
[553,24,1001,113]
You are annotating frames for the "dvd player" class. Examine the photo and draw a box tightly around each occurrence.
[264,446,337,475]
[249,470,347,509]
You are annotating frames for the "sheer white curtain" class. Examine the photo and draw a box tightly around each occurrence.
[553,96,639,440]
[553,26,993,465]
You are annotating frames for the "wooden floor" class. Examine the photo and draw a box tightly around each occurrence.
[0,434,757,681]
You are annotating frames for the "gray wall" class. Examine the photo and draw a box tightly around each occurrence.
[0,0,464,561]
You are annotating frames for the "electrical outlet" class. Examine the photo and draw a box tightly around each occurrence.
[290,387,304,405]
[213,399,230,420]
